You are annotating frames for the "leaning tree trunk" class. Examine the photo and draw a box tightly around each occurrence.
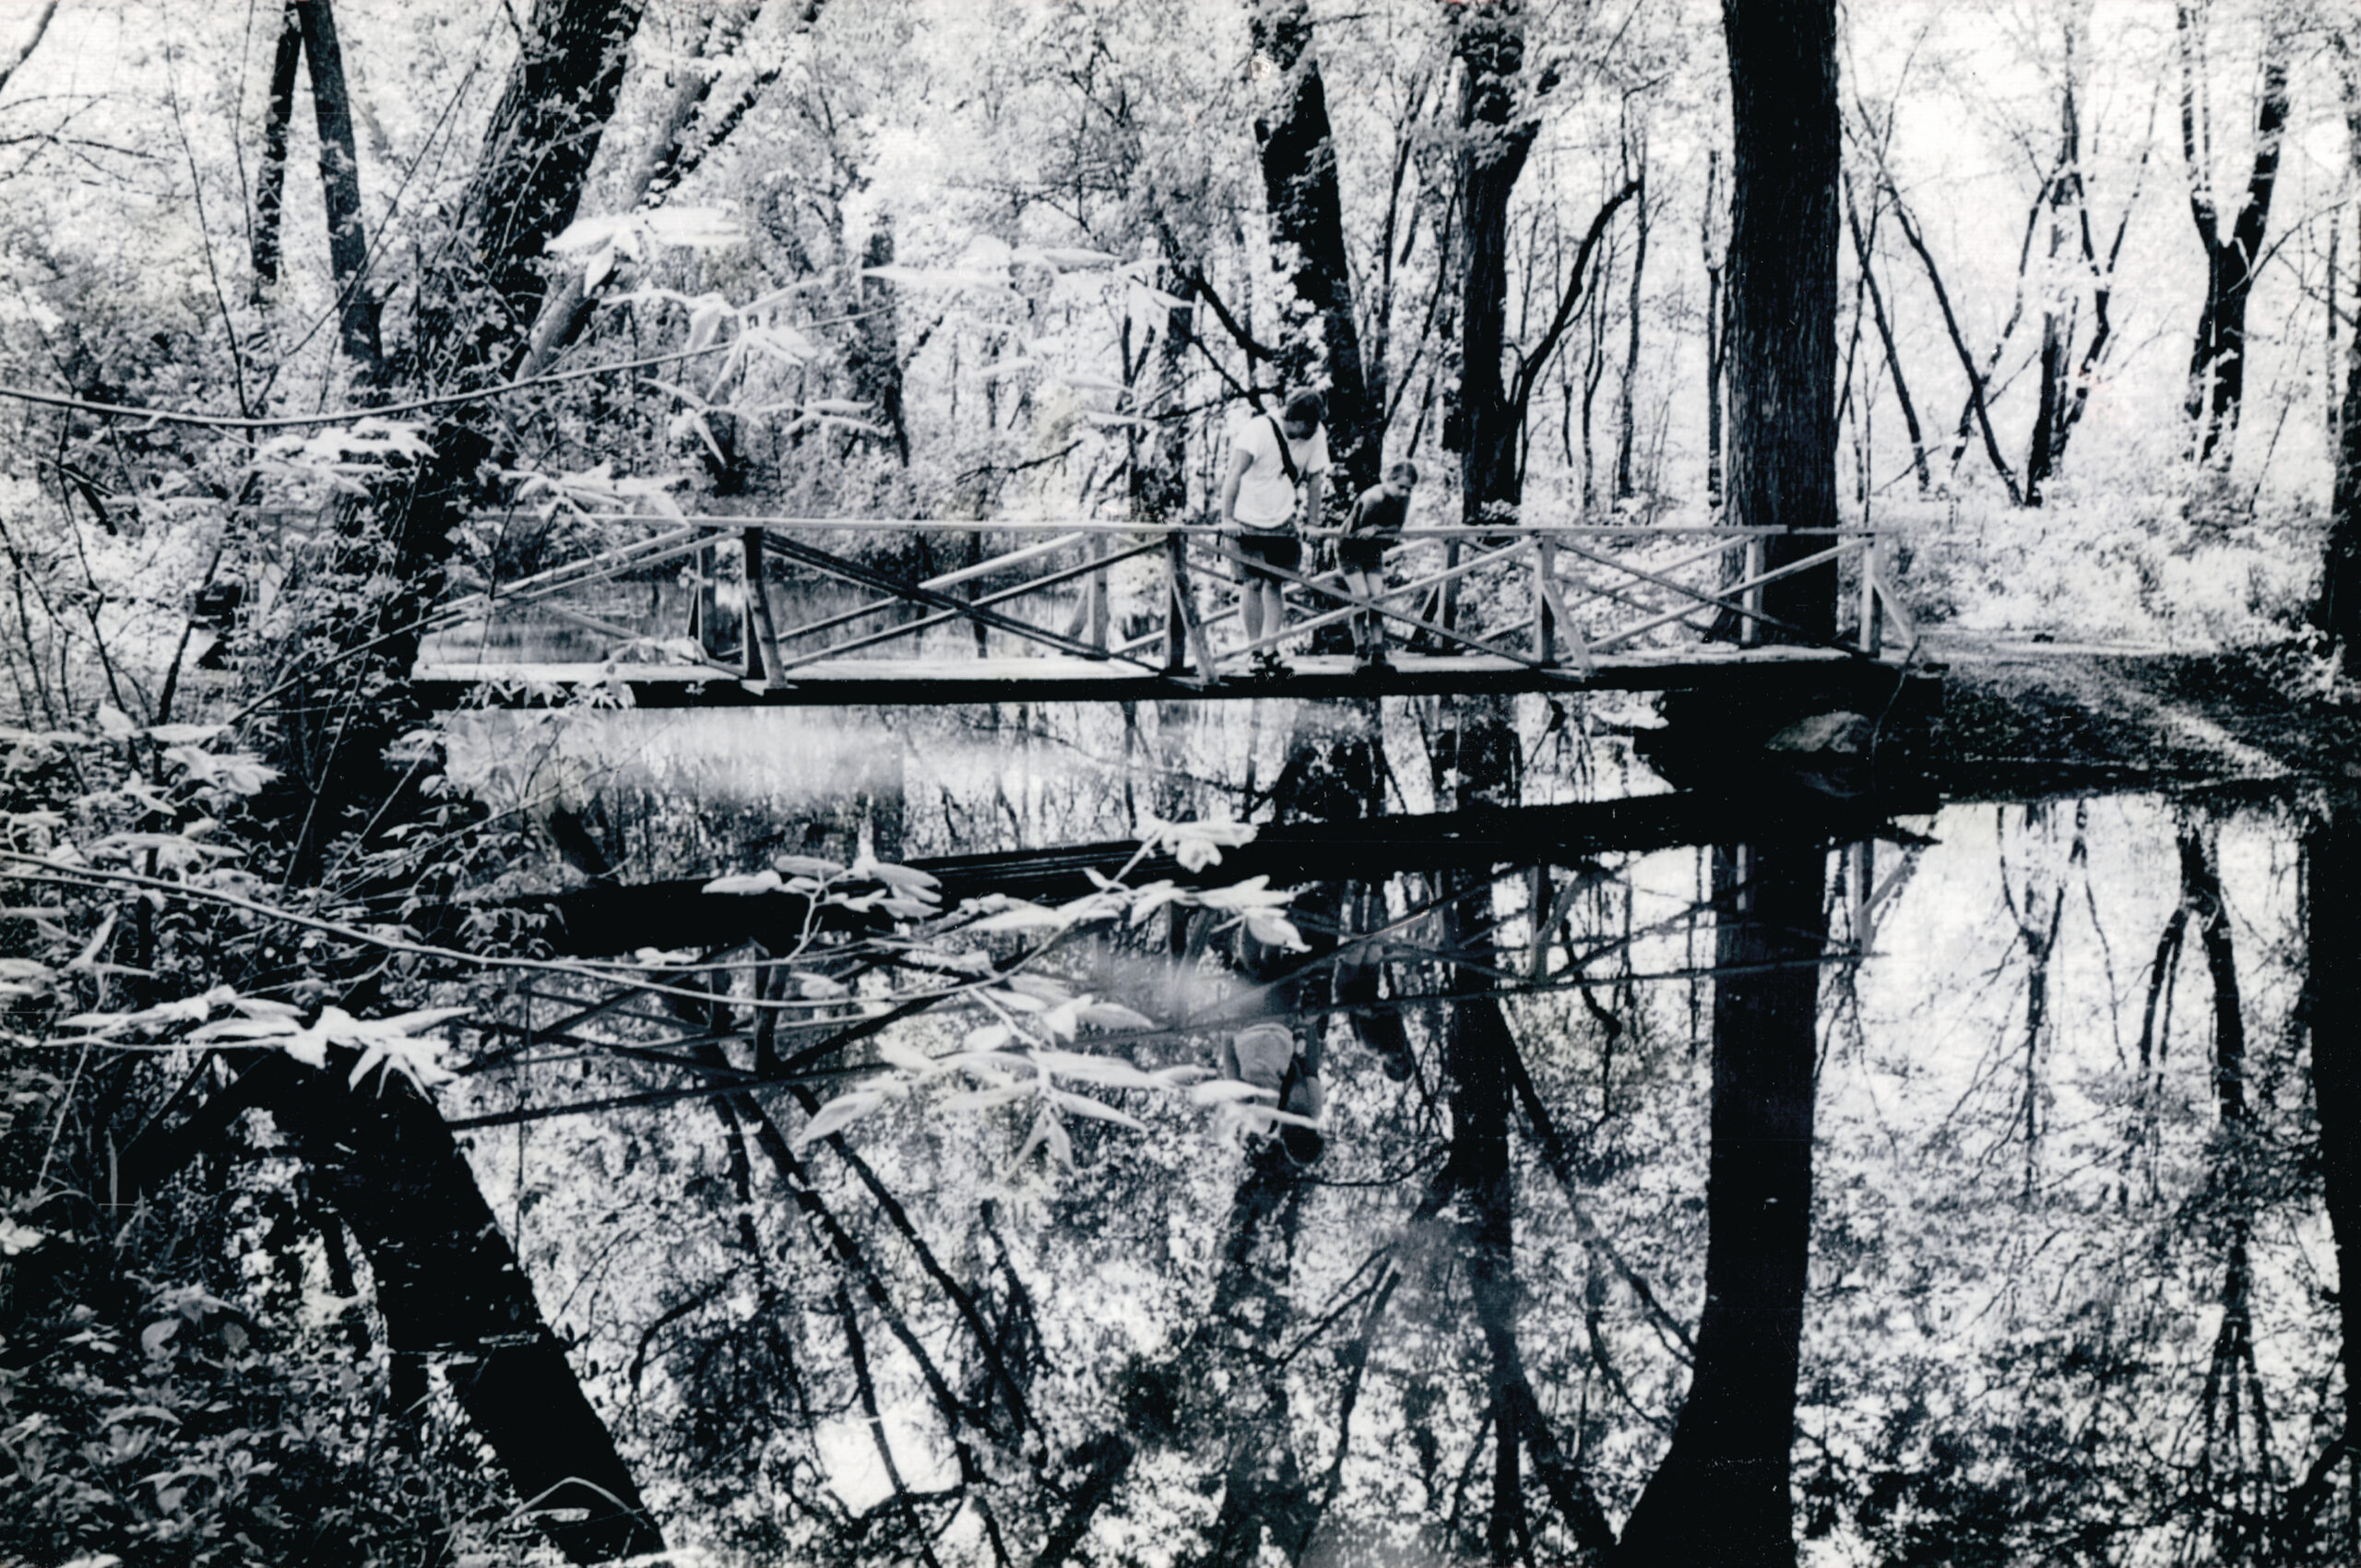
[281,0,647,880]
[1617,837,1827,1567]
[1720,0,1839,643]
[295,0,382,374]
[229,1054,665,1564]
[1252,0,1375,495]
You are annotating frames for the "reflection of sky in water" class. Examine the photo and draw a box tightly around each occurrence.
[449,699,2335,1563]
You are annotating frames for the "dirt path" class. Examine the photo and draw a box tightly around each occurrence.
[1925,636,2351,791]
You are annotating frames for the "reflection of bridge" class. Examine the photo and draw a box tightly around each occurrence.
[412,515,1923,707]
[430,784,1920,1136]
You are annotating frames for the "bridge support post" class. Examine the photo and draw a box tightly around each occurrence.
[1085,531,1109,659]
[1857,534,1880,655]
[1162,531,1216,676]
[1532,538,1559,667]
[742,527,785,684]
[690,540,719,656]
[1740,535,1766,647]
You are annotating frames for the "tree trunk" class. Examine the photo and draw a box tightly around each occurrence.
[1721,0,1839,642]
[1618,838,1826,1567]
[2305,803,2361,1559]
[281,0,647,880]
[250,3,303,299]
[1614,160,1649,503]
[253,1055,665,1564]
[2178,11,2292,463]
[2318,50,2361,672]
[2025,29,2084,505]
[1252,0,1375,496]
[295,0,382,374]
[1451,2,1540,528]
[848,220,909,464]
[1705,149,1727,512]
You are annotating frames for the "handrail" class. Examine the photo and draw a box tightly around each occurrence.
[462,512,1891,540]
[422,508,1917,689]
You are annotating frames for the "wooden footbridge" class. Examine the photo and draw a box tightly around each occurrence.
[411,514,1924,708]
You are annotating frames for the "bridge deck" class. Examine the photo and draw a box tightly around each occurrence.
[412,643,1898,708]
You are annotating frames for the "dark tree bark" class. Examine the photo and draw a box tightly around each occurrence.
[249,1055,665,1564]
[1448,1,1544,527]
[294,0,382,374]
[1251,0,1376,495]
[2177,6,2292,464]
[1721,0,1839,642]
[2318,42,2361,673]
[281,0,647,880]
[1613,153,1649,503]
[2305,803,2361,1562]
[1618,839,1826,1568]
[416,0,649,390]
[250,3,303,299]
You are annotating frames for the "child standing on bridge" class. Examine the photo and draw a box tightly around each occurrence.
[1329,460,1418,673]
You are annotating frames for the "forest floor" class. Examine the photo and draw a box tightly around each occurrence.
[1927,634,2356,793]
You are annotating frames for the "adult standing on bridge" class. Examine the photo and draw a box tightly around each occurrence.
[1219,390,1330,679]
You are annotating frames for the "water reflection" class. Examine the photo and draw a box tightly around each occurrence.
[437,696,2355,1566]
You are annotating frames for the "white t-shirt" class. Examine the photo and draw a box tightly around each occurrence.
[1229,415,1329,529]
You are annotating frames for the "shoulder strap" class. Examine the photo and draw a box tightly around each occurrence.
[1264,415,1302,486]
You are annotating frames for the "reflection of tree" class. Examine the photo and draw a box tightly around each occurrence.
[1619,839,1829,1566]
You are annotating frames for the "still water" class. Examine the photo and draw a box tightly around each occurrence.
[439,693,2355,1566]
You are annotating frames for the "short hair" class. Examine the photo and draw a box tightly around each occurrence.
[1282,390,1325,426]
[1386,460,1419,486]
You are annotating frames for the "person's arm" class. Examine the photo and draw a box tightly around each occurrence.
[1218,445,1249,529]
[1300,467,1326,536]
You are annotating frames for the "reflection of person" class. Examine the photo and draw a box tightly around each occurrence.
[1218,390,1329,679]
[1220,1020,1324,1164]
[1324,460,1418,673]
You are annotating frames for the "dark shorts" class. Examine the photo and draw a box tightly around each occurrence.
[1229,529,1301,582]
[1337,539,1390,573]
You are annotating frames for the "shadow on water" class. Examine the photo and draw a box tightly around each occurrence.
[433,693,2361,1567]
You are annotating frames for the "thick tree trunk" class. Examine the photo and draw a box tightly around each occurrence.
[2306,804,2361,1558]
[250,4,303,299]
[1721,0,1839,641]
[1618,839,1826,1567]
[1252,0,1375,495]
[253,1055,664,1564]
[2178,13,2291,463]
[1452,3,1539,526]
[295,0,381,374]
[282,0,647,879]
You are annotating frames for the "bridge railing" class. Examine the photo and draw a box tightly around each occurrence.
[424,517,1918,687]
